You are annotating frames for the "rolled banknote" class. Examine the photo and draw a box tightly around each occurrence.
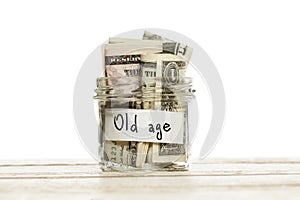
[134,84,149,168]
[102,42,163,167]
[140,53,188,164]
[143,31,193,63]
[141,33,192,166]
[103,42,162,94]
[134,54,159,165]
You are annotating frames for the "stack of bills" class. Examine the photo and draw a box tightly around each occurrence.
[100,31,193,169]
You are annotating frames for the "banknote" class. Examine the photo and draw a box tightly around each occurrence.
[153,54,188,164]
[134,84,149,168]
[142,32,192,165]
[139,53,188,164]
[140,54,158,109]
[103,43,162,166]
[103,141,127,163]
[122,142,130,165]
[146,144,153,163]
[122,48,166,168]
[136,142,149,168]
[128,141,137,166]
[143,31,193,63]
[103,43,162,94]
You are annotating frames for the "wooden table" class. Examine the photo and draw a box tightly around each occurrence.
[0,159,300,199]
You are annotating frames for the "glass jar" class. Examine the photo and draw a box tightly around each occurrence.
[94,76,195,171]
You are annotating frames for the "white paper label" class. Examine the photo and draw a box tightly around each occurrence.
[104,109,184,144]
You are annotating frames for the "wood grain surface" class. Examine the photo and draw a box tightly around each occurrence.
[0,159,300,200]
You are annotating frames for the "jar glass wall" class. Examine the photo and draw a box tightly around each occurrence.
[94,76,195,171]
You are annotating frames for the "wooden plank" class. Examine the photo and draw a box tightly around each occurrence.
[1,159,300,179]
[0,175,300,199]
[0,159,299,199]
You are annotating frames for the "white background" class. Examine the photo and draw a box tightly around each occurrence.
[0,0,299,159]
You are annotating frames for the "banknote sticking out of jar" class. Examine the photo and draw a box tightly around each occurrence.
[94,76,195,171]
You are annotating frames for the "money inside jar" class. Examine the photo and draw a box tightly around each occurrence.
[94,31,195,171]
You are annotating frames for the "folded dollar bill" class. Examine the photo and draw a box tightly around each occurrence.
[103,42,163,167]
[143,31,193,63]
